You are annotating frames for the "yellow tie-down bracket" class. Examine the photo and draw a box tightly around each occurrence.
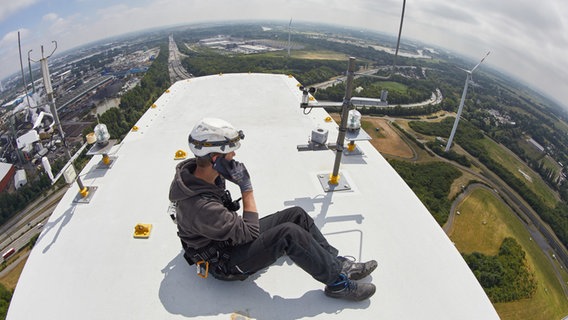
[174,149,187,160]
[196,260,209,278]
[133,223,152,238]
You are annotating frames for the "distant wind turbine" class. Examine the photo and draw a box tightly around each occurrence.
[445,51,491,152]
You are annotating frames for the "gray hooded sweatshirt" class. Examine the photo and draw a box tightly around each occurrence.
[169,158,260,250]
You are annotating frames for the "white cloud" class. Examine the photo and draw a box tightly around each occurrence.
[0,28,30,47]
[0,29,31,69]
[0,0,39,22]
[43,13,59,22]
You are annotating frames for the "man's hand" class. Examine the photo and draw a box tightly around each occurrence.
[213,157,253,192]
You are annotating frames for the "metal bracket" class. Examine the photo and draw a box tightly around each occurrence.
[317,173,351,192]
[73,186,98,203]
[297,142,337,152]
[88,139,118,170]
[345,128,371,141]
[344,144,365,156]
[96,156,118,169]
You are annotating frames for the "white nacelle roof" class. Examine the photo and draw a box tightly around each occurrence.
[7,73,498,319]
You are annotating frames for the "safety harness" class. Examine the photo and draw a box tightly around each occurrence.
[182,241,248,281]
[169,188,247,281]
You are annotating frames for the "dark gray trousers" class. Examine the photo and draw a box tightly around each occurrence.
[226,206,341,285]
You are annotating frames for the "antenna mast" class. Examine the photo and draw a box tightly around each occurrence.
[11,31,28,166]
[31,41,92,200]
[28,50,36,93]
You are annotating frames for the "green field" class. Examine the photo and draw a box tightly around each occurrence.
[374,81,407,92]
[292,50,349,61]
[480,138,559,208]
[517,138,545,161]
[450,187,568,320]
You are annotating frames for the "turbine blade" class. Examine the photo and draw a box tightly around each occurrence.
[471,51,491,73]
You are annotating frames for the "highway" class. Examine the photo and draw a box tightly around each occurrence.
[168,35,192,82]
[310,68,442,108]
[0,186,67,265]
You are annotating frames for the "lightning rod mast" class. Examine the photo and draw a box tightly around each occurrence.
[31,41,92,200]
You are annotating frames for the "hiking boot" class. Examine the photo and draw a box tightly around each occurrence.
[324,274,376,301]
[338,256,378,280]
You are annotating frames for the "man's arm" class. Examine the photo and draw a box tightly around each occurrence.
[241,190,257,213]
[240,190,260,241]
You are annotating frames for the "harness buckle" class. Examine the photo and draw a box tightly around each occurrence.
[196,260,209,278]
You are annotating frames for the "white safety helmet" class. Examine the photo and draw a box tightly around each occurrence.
[188,118,244,157]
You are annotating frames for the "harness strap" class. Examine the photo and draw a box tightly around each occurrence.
[182,241,248,281]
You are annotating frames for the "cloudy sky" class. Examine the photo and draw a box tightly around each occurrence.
[1,0,567,108]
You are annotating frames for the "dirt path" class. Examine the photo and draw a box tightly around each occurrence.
[362,117,415,159]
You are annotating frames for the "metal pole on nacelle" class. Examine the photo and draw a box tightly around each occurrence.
[329,57,356,185]
[36,42,88,197]
[39,44,66,149]
[28,50,35,93]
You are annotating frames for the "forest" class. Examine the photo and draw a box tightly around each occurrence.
[0,174,51,227]
[387,160,462,225]
[462,237,537,302]
[0,283,11,320]
[181,51,347,87]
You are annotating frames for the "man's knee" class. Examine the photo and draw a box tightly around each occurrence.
[281,206,313,225]
[266,222,311,247]
[290,205,309,216]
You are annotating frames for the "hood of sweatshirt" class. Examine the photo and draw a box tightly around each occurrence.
[169,158,225,203]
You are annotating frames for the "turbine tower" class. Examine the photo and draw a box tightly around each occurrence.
[445,51,490,152]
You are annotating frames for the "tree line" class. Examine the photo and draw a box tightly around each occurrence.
[426,141,472,167]
[315,74,434,105]
[181,51,347,87]
[0,174,51,227]
[462,237,537,303]
[387,160,462,225]
[0,282,11,320]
